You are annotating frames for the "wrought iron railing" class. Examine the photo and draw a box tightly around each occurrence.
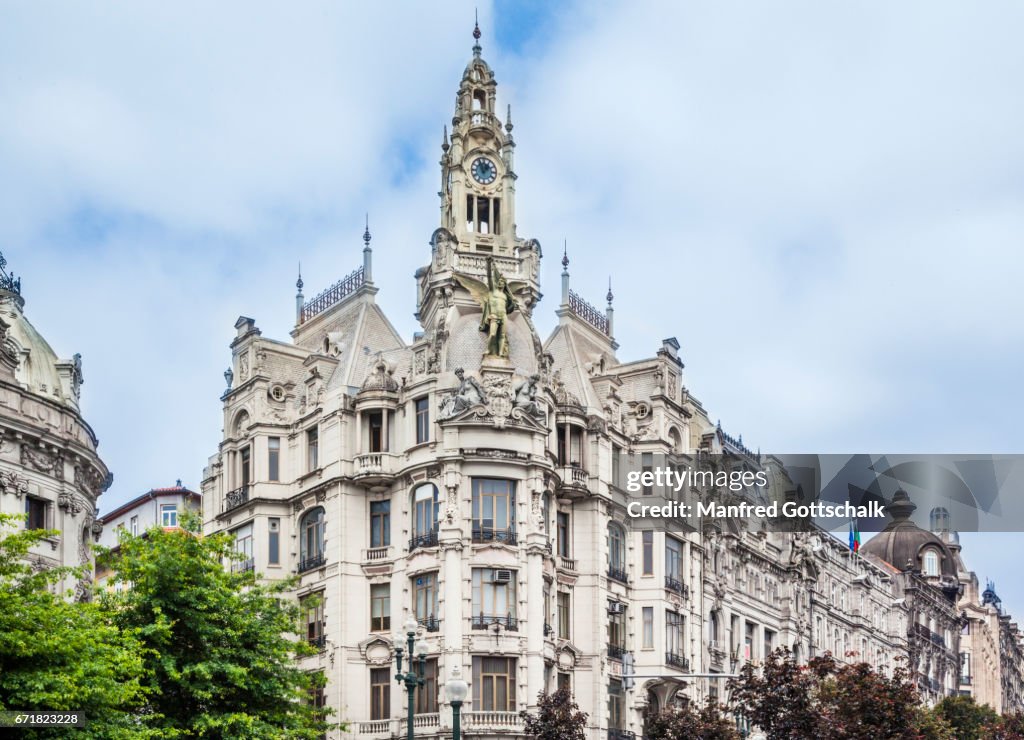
[568,290,609,334]
[298,552,326,573]
[608,566,629,584]
[607,644,626,660]
[419,615,440,633]
[309,634,326,651]
[409,531,439,552]
[300,267,365,323]
[0,252,20,295]
[665,576,689,598]
[472,614,518,631]
[544,622,553,637]
[224,485,249,512]
[231,557,254,574]
[472,527,517,545]
[666,652,689,671]
[607,730,635,740]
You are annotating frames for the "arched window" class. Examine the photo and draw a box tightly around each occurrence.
[299,507,325,571]
[923,549,939,577]
[607,522,627,581]
[411,484,439,550]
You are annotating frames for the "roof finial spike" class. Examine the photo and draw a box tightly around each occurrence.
[606,276,614,305]
[561,241,569,271]
[296,261,303,292]
[505,104,514,132]
[363,213,372,247]
[472,9,482,56]
[442,124,450,152]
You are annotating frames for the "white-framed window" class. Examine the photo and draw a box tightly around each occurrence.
[161,503,177,528]
[130,515,139,536]
[923,549,939,577]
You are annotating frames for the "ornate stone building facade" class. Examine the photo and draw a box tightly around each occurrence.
[201,29,1013,740]
[0,254,112,598]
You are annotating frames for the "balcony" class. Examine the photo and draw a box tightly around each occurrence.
[231,557,254,574]
[463,711,521,730]
[308,634,326,651]
[472,614,519,631]
[608,566,629,584]
[353,453,398,488]
[472,527,517,546]
[665,576,689,599]
[607,730,635,740]
[398,714,440,733]
[418,615,440,633]
[363,546,391,562]
[409,531,439,552]
[298,552,326,573]
[557,465,590,497]
[607,644,626,661]
[666,652,690,671]
[559,556,578,572]
[224,485,249,512]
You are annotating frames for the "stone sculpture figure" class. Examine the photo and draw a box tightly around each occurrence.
[439,368,486,419]
[453,257,525,359]
[513,374,545,420]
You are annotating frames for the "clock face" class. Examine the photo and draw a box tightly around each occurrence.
[471,157,498,185]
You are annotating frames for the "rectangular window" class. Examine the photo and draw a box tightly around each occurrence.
[370,583,390,632]
[764,629,775,658]
[232,522,253,572]
[556,427,584,467]
[370,500,390,548]
[241,445,251,488]
[643,606,654,649]
[308,672,326,724]
[557,591,571,639]
[161,503,178,528]
[608,679,623,730]
[416,658,438,714]
[745,622,755,661]
[666,610,685,657]
[666,536,683,584]
[472,657,516,711]
[472,568,517,628]
[413,572,439,629]
[472,478,515,542]
[307,427,319,471]
[557,672,571,693]
[367,411,384,452]
[557,512,570,557]
[608,604,626,650]
[25,497,46,530]
[642,530,654,575]
[130,514,138,536]
[302,593,325,647]
[415,397,430,445]
[268,517,280,565]
[611,444,621,488]
[268,437,280,481]
[370,667,391,720]
[641,452,653,496]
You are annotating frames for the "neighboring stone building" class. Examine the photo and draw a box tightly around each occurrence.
[94,481,200,587]
[200,27,1013,740]
[0,253,112,599]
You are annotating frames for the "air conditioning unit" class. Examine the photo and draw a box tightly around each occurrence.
[608,602,625,614]
[493,570,513,583]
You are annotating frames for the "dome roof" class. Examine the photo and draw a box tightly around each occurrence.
[0,289,80,410]
[860,490,957,579]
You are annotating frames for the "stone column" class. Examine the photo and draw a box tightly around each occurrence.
[525,532,547,708]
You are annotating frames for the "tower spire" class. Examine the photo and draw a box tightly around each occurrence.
[560,242,570,306]
[295,262,304,324]
[605,276,615,338]
[442,124,449,152]
[363,214,373,285]
[472,10,482,57]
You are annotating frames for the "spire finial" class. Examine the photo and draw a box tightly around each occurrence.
[472,9,482,56]
[561,242,569,271]
[363,213,372,247]
[505,104,513,133]
[296,262,303,292]
[442,125,450,152]
[606,277,614,305]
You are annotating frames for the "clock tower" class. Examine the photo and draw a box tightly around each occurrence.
[416,22,543,373]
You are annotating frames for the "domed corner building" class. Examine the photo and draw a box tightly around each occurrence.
[859,489,964,704]
[0,254,112,600]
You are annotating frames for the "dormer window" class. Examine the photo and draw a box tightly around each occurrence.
[923,549,940,577]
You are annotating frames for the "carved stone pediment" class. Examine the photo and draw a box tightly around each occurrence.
[358,635,395,665]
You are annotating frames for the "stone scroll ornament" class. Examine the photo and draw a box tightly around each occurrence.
[453,257,528,360]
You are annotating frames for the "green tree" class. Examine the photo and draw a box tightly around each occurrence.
[0,513,150,739]
[100,513,333,738]
[932,695,999,740]
[643,698,738,740]
[520,688,588,740]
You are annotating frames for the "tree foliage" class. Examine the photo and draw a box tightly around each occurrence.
[932,695,999,740]
[99,512,333,738]
[643,698,739,740]
[520,688,588,740]
[0,513,150,739]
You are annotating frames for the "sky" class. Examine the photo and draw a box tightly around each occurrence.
[2,2,1022,611]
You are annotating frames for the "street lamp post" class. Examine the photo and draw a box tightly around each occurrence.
[394,616,428,740]
[445,666,468,740]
